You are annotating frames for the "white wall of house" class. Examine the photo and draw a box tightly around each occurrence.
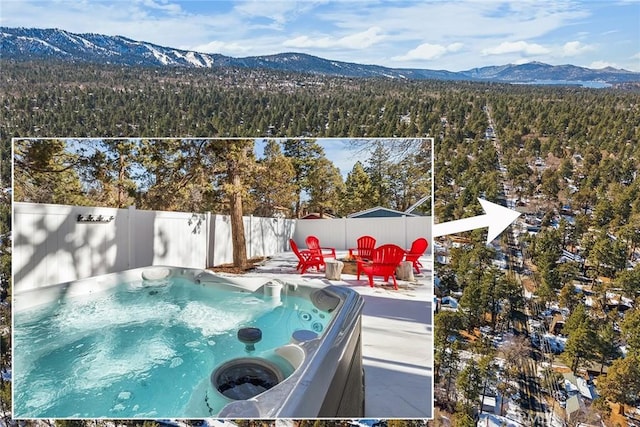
[291,216,433,253]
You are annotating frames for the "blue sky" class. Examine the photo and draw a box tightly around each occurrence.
[2,0,639,71]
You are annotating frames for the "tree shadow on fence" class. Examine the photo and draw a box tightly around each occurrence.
[13,203,156,296]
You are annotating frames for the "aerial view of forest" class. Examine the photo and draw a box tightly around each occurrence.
[1,58,639,427]
[432,83,640,426]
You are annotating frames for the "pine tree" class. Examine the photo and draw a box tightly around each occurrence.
[459,278,485,331]
[13,139,92,205]
[559,282,581,312]
[456,358,483,409]
[434,310,464,386]
[365,140,393,207]
[598,354,640,416]
[595,322,620,375]
[137,139,222,212]
[562,304,598,373]
[621,308,640,354]
[282,139,324,217]
[84,139,138,208]
[307,157,344,218]
[250,140,296,217]
[341,161,373,215]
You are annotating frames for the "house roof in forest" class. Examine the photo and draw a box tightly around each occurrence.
[300,212,335,219]
[347,206,419,218]
[565,395,581,416]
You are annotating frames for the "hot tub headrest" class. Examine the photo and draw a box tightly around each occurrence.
[141,267,172,281]
[310,288,341,313]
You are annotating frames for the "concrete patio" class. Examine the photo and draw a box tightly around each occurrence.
[241,250,433,419]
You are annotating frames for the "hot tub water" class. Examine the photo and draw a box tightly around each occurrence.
[14,274,333,418]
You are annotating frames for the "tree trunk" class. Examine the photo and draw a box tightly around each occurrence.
[325,259,343,280]
[118,153,126,208]
[228,156,247,269]
[572,356,580,374]
[396,261,414,281]
[294,194,301,218]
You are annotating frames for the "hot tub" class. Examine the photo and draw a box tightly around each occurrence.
[13,266,365,418]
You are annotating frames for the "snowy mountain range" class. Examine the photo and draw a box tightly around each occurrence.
[2,27,639,84]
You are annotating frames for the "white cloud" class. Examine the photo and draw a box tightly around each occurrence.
[234,1,287,27]
[317,1,590,47]
[190,40,252,55]
[624,57,640,72]
[340,27,386,49]
[482,41,550,56]
[514,57,540,65]
[0,1,225,49]
[234,0,328,27]
[283,26,385,50]
[392,42,464,61]
[137,0,184,15]
[589,60,619,70]
[561,41,594,57]
[284,35,329,49]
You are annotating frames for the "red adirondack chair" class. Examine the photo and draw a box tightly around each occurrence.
[349,235,376,260]
[357,244,406,290]
[290,239,323,274]
[405,237,429,273]
[305,235,336,263]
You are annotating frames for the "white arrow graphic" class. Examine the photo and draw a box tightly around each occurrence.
[433,198,521,243]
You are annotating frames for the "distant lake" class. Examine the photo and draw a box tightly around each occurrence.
[515,80,612,88]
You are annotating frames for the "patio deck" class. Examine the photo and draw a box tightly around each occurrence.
[244,250,433,419]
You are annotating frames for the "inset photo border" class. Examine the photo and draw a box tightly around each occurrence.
[12,138,434,420]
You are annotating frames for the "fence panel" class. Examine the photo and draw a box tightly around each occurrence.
[290,218,347,249]
[246,216,290,259]
[14,203,127,292]
[14,202,427,292]
[215,215,295,263]
[405,217,432,253]
[211,214,233,266]
[292,216,432,253]
[14,204,295,291]
[132,210,208,269]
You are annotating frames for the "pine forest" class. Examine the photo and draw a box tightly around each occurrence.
[1,59,640,426]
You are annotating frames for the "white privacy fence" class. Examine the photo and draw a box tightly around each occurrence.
[13,203,295,292]
[292,216,432,253]
[14,203,431,292]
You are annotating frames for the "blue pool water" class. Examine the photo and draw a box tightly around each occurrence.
[14,276,332,418]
